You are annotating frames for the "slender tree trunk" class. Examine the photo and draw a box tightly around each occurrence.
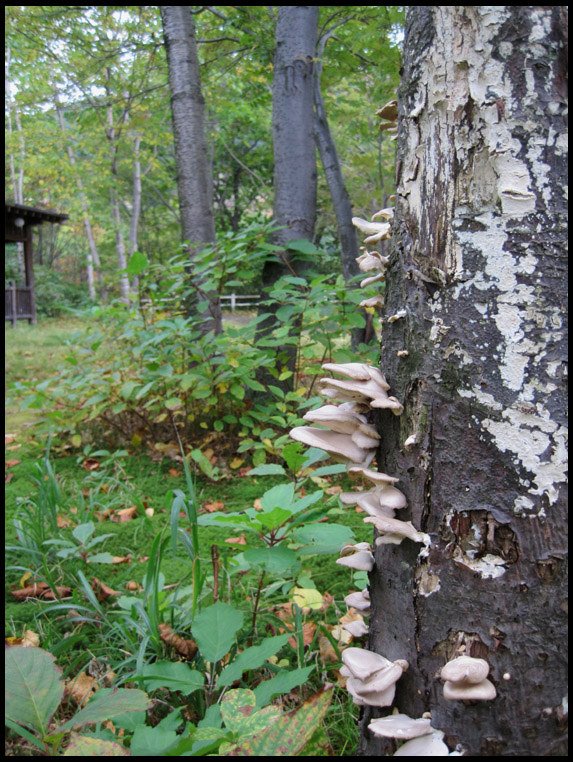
[160,5,221,334]
[359,7,568,756]
[129,132,142,294]
[6,46,26,282]
[257,5,319,385]
[313,36,368,349]
[53,87,100,301]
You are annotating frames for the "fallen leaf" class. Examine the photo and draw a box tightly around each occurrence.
[318,632,339,664]
[91,578,121,601]
[125,581,142,591]
[5,472,14,483]
[6,444,22,451]
[65,672,98,707]
[225,535,247,545]
[5,434,17,445]
[57,514,75,528]
[11,583,72,601]
[203,500,224,513]
[253,498,262,511]
[158,622,198,659]
[325,485,342,495]
[230,457,244,469]
[168,468,182,477]
[288,621,316,649]
[5,629,40,648]
[5,459,21,468]
[82,458,100,471]
[112,556,131,564]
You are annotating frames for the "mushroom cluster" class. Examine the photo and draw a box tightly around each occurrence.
[440,655,497,701]
[341,648,409,707]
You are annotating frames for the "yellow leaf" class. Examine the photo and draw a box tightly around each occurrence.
[292,587,324,611]
[217,383,229,393]
[131,433,142,447]
[19,571,32,588]
[230,457,244,469]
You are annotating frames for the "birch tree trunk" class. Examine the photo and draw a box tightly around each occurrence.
[160,5,221,334]
[53,87,100,301]
[6,46,26,282]
[257,5,319,384]
[359,6,568,756]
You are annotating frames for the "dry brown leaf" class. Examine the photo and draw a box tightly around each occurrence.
[5,433,17,445]
[112,556,131,564]
[325,485,342,495]
[253,498,262,511]
[91,578,121,601]
[11,583,72,601]
[5,459,21,468]
[225,535,247,545]
[5,472,14,483]
[203,500,224,513]
[125,581,142,591]
[168,468,182,477]
[57,514,75,528]
[158,623,198,659]
[288,621,316,649]
[318,632,339,664]
[65,671,98,707]
[6,443,22,451]
[82,458,100,471]
[5,629,40,648]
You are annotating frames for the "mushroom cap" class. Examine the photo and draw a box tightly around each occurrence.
[344,589,371,611]
[303,403,367,429]
[352,425,381,449]
[365,516,430,546]
[440,655,490,684]
[364,229,391,244]
[339,541,372,556]
[393,730,450,756]
[348,467,400,485]
[352,217,392,237]
[443,678,497,701]
[353,662,404,695]
[370,395,404,414]
[347,678,396,707]
[360,294,385,309]
[371,206,395,221]
[368,714,433,740]
[319,377,392,405]
[376,100,398,122]
[356,252,388,273]
[288,427,376,467]
[342,619,369,638]
[322,362,391,391]
[360,271,387,287]
[342,647,392,680]
[341,490,396,518]
[336,551,375,571]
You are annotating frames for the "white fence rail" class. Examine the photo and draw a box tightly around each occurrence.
[140,293,261,313]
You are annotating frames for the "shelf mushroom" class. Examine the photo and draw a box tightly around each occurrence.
[368,713,432,740]
[352,216,392,244]
[288,426,376,468]
[344,588,371,613]
[341,647,408,707]
[336,542,375,571]
[393,729,451,756]
[440,655,497,701]
[364,515,430,547]
[302,403,380,449]
[340,483,408,519]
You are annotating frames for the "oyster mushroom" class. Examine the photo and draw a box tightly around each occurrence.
[365,515,430,546]
[342,648,409,707]
[440,655,497,701]
[393,729,451,756]
[359,294,385,309]
[341,484,408,519]
[352,217,392,239]
[344,588,371,612]
[288,427,376,468]
[368,713,432,740]
[342,618,369,638]
[336,542,375,571]
[302,404,380,449]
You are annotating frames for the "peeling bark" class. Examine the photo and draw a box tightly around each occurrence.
[360,7,568,756]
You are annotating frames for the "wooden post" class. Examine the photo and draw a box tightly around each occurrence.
[10,280,17,328]
[23,230,36,324]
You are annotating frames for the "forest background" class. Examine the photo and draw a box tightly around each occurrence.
[5,6,406,757]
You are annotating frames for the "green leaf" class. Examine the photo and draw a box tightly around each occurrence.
[216,634,290,689]
[138,662,204,697]
[5,646,64,738]
[232,687,332,755]
[243,546,297,572]
[230,384,245,400]
[285,239,322,256]
[220,690,281,738]
[256,505,292,531]
[252,666,314,708]
[291,523,354,554]
[56,688,152,733]
[259,483,294,513]
[72,522,95,545]
[130,723,179,756]
[126,250,148,276]
[246,464,286,476]
[192,602,243,662]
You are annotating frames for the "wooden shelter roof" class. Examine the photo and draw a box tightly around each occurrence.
[5,201,69,228]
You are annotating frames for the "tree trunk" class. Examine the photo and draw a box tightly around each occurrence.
[313,36,368,349]
[53,87,100,301]
[359,6,568,756]
[160,5,221,334]
[6,46,27,282]
[258,5,319,384]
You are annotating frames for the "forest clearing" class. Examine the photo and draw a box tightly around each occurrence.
[5,6,567,757]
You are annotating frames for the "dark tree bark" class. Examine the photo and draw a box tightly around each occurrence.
[257,6,319,384]
[359,6,568,756]
[160,5,221,334]
[313,33,369,349]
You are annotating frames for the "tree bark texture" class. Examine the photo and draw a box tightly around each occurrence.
[359,7,567,756]
[257,6,319,385]
[160,5,221,333]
